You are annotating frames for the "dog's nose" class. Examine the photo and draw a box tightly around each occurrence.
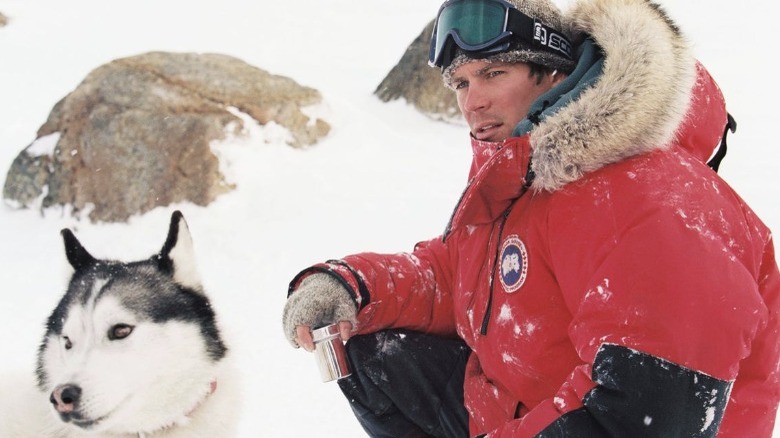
[50,384,82,414]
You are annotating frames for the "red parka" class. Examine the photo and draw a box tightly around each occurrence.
[292,0,780,436]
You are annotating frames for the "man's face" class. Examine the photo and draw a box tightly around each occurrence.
[450,61,562,143]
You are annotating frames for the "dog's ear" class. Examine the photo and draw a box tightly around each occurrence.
[61,229,97,271]
[158,210,203,291]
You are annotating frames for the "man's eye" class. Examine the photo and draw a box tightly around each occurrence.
[486,70,503,78]
[454,81,468,90]
[108,324,134,340]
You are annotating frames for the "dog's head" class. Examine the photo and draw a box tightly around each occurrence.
[36,210,228,434]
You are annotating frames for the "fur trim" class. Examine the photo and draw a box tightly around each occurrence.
[530,0,696,191]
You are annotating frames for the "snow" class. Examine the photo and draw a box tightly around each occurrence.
[0,0,777,436]
[26,132,60,157]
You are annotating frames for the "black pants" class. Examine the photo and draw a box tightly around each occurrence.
[337,329,471,438]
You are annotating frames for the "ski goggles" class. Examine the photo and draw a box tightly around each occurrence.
[428,0,574,70]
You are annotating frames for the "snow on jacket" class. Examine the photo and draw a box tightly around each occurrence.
[290,0,780,436]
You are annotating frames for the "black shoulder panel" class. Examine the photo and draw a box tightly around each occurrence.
[535,344,731,437]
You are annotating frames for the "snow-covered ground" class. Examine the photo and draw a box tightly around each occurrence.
[0,0,777,436]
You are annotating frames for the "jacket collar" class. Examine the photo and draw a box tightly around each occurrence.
[469,137,503,178]
[444,136,532,238]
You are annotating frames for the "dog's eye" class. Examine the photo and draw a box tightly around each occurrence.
[63,336,72,350]
[108,324,134,340]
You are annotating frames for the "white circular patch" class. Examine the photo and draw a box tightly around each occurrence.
[499,235,528,293]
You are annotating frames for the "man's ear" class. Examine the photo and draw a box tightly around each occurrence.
[550,69,568,87]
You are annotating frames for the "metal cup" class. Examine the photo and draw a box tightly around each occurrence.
[312,323,352,382]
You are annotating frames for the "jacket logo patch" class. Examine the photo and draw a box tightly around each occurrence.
[499,235,528,293]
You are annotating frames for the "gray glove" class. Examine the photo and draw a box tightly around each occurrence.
[282,273,357,348]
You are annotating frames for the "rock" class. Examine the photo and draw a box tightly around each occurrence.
[375,20,461,121]
[3,51,330,222]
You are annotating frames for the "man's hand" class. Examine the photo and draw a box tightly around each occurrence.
[282,273,357,350]
[294,320,354,351]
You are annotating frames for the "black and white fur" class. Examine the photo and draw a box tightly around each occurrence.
[0,211,240,437]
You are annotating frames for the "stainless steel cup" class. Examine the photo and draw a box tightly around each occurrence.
[312,323,352,382]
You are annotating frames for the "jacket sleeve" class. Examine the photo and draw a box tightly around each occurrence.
[485,168,780,437]
[289,235,460,337]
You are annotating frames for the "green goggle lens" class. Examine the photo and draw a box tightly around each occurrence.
[429,0,573,70]
[438,0,506,45]
[431,0,511,69]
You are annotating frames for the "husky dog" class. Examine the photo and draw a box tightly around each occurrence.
[0,211,240,437]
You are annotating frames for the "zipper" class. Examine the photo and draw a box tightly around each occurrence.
[443,143,506,243]
[480,207,511,335]
[442,179,472,243]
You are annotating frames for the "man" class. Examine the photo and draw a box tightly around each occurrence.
[283,0,780,436]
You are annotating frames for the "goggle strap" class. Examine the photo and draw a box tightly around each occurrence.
[506,8,573,60]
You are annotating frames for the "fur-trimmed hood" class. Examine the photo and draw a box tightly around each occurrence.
[528,0,699,191]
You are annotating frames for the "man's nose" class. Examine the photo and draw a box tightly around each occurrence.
[461,85,489,113]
